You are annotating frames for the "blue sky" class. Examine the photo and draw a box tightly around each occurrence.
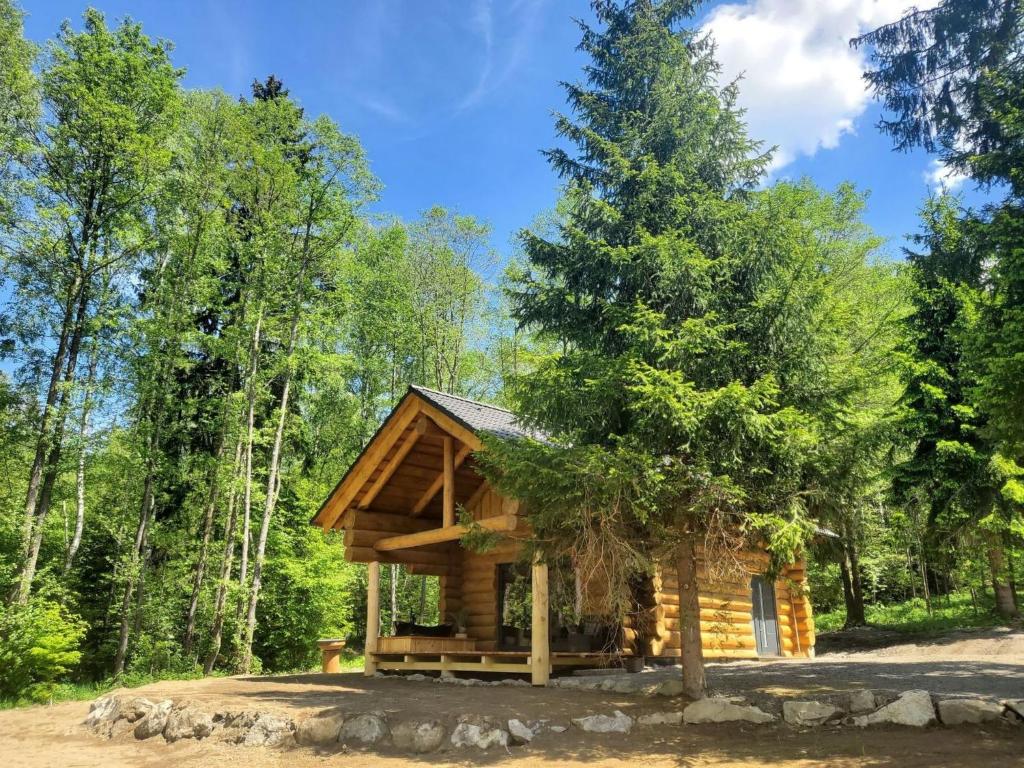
[20,0,986,260]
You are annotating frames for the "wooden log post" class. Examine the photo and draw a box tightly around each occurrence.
[531,557,550,686]
[364,560,380,676]
[443,436,455,528]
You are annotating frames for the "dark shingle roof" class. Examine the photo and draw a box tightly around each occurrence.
[410,385,540,441]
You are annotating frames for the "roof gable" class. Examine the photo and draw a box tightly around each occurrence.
[312,386,533,530]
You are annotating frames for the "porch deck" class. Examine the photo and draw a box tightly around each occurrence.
[370,647,624,676]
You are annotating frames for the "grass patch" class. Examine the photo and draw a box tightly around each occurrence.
[815,590,1007,635]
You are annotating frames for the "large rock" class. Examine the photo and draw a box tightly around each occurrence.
[847,690,876,714]
[653,679,685,698]
[134,700,172,740]
[85,695,123,729]
[637,711,683,726]
[164,704,215,742]
[338,712,389,746]
[683,697,775,725]
[938,698,1005,726]
[120,697,157,723]
[450,715,509,749]
[507,718,538,744]
[783,700,842,727]
[295,708,346,745]
[571,710,634,734]
[242,713,295,747]
[391,720,446,753]
[853,690,936,727]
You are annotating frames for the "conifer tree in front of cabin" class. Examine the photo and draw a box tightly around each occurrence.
[479,0,824,698]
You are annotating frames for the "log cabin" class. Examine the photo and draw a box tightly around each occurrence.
[311,385,816,685]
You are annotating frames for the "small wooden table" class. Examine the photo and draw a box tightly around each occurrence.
[317,638,346,673]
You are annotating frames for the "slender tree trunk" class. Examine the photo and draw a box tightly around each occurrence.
[113,467,155,677]
[839,522,866,627]
[235,310,263,633]
[418,574,426,621]
[14,282,79,602]
[987,539,1020,619]
[921,550,932,614]
[239,305,301,673]
[205,439,243,675]
[675,528,705,699]
[64,340,100,575]
[182,425,228,659]
[14,283,91,602]
[390,564,398,625]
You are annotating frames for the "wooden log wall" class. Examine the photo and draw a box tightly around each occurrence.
[647,552,814,659]
[456,486,523,651]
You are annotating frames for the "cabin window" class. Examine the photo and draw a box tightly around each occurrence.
[496,563,532,649]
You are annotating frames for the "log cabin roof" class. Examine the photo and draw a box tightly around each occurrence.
[408,385,534,441]
[310,386,535,533]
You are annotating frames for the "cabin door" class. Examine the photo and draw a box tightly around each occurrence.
[750,576,781,656]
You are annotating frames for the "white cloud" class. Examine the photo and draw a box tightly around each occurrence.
[923,158,968,192]
[702,0,937,171]
[457,0,545,111]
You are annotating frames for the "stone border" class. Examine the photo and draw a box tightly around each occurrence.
[84,689,1023,756]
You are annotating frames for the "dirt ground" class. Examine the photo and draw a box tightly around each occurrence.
[707,626,1024,700]
[1,628,1021,768]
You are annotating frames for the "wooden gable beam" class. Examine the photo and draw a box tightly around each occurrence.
[357,415,436,511]
[417,402,482,451]
[318,397,422,530]
[410,443,472,516]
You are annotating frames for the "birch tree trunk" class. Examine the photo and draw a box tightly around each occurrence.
[63,340,100,575]
[239,306,301,673]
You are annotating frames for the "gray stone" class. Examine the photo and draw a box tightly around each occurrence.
[133,700,172,740]
[242,713,295,747]
[938,698,1005,725]
[847,690,876,714]
[295,708,346,745]
[500,678,531,687]
[653,679,685,697]
[572,710,634,734]
[683,697,776,725]
[338,712,389,746]
[450,715,509,749]
[549,725,567,733]
[852,690,936,728]
[507,718,538,744]
[783,700,842,727]
[120,697,157,723]
[637,711,683,726]
[85,695,123,728]
[391,720,446,753]
[164,705,215,742]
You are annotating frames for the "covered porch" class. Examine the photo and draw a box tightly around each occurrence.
[313,386,619,686]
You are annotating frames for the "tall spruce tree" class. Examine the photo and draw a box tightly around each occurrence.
[479,0,831,697]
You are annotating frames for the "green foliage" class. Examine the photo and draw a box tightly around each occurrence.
[814,590,1005,635]
[0,596,86,702]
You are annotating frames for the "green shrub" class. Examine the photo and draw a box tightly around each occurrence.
[0,597,87,703]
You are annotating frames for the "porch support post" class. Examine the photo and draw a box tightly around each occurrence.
[531,556,550,686]
[364,560,380,676]
[442,436,455,528]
